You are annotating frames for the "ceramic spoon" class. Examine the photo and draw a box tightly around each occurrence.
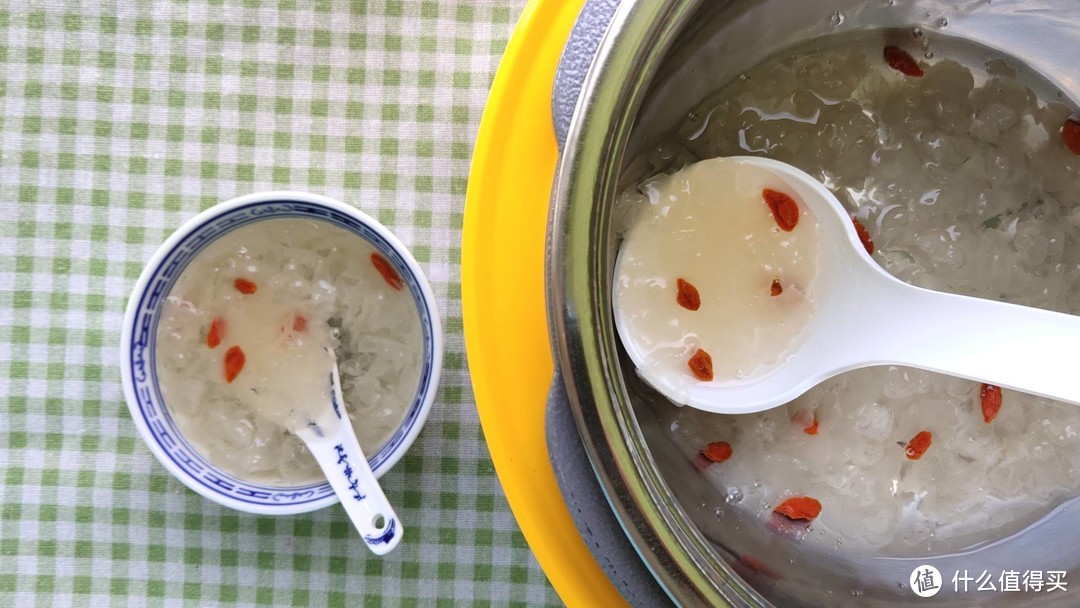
[292,349,402,555]
[616,156,1080,415]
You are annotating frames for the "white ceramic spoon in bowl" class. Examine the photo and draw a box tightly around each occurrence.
[290,348,402,556]
[615,155,1080,415]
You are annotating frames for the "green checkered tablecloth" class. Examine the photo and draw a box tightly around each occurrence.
[0,0,564,605]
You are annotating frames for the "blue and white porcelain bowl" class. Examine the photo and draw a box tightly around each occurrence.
[120,192,442,515]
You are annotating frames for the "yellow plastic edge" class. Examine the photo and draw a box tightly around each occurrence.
[462,1,629,606]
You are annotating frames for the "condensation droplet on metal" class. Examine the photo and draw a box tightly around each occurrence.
[829,11,845,27]
[725,487,744,504]
[936,17,948,27]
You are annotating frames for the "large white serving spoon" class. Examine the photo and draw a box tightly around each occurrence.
[291,348,402,555]
[615,156,1080,415]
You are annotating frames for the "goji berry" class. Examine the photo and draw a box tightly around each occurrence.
[676,278,701,311]
[905,430,932,460]
[852,217,875,255]
[980,383,1002,424]
[206,316,225,349]
[773,496,822,521]
[762,188,800,232]
[371,252,404,290]
[234,278,257,294]
[1063,119,1080,155]
[770,279,783,297]
[884,46,923,77]
[292,315,307,332]
[687,348,714,381]
[224,345,245,383]
[700,441,732,463]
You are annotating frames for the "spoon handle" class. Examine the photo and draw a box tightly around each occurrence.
[305,420,403,555]
[302,364,403,556]
[852,278,1080,405]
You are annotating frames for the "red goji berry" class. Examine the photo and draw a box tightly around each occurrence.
[770,279,783,297]
[206,316,225,349]
[234,278,257,294]
[804,417,819,435]
[1062,119,1080,155]
[206,317,225,349]
[371,253,404,290]
[773,496,822,521]
[980,383,1002,424]
[884,46,924,77]
[762,188,800,232]
[676,278,701,311]
[687,348,714,382]
[852,217,875,255]
[905,430,932,460]
[292,315,307,332]
[700,441,733,463]
[224,345,245,384]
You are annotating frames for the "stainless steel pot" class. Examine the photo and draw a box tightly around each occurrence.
[547,1,1080,606]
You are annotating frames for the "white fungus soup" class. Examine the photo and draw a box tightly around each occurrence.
[618,32,1080,554]
[155,218,423,485]
[614,157,822,393]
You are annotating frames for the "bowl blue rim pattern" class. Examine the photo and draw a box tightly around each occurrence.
[126,199,436,508]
